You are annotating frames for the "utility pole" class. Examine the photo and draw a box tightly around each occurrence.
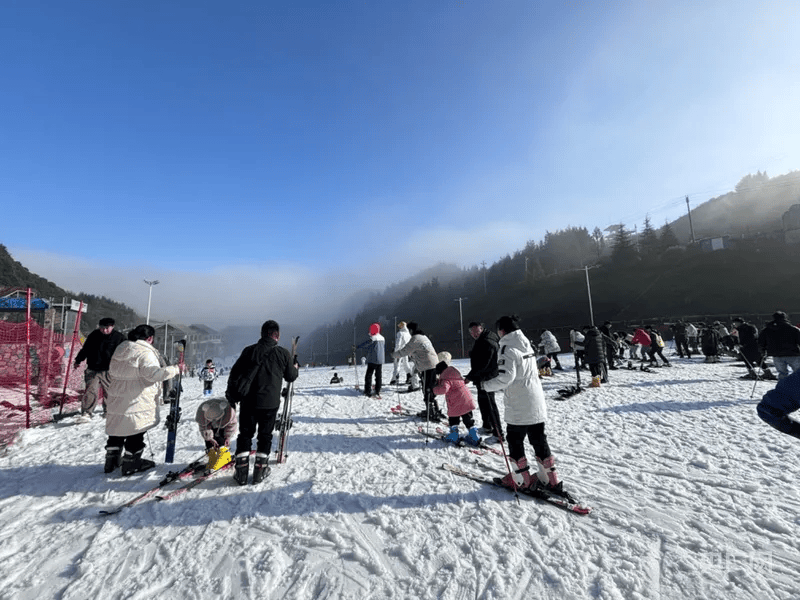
[686,195,696,243]
[583,266,600,327]
[453,297,467,358]
[144,279,159,325]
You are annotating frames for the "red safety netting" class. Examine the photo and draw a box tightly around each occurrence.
[0,317,85,447]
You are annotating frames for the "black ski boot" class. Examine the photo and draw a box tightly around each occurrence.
[233,452,250,486]
[121,450,155,476]
[104,446,122,473]
[252,452,271,484]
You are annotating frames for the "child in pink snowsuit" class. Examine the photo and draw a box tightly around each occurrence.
[433,352,481,446]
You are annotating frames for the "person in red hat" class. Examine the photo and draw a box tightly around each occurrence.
[356,323,386,398]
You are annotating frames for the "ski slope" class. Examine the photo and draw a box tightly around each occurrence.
[1,354,798,600]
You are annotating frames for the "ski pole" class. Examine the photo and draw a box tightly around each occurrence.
[145,430,156,460]
[495,427,520,505]
[737,347,763,399]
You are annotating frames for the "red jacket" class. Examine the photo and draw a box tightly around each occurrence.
[631,329,652,347]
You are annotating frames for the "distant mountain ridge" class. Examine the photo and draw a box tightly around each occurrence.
[670,170,800,242]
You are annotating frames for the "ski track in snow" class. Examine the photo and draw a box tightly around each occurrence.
[1,355,799,599]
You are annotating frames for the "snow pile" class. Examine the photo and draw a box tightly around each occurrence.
[0,355,798,599]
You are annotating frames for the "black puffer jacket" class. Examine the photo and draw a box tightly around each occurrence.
[737,322,759,350]
[466,329,500,383]
[583,327,606,365]
[759,319,800,357]
[74,329,126,371]
[227,337,298,410]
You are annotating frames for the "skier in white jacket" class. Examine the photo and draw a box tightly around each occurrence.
[484,315,572,499]
[390,321,414,386]
[104,324,181,475]
[539,329,563,370]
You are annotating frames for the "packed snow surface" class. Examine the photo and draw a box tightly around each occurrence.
[1,354,798,600]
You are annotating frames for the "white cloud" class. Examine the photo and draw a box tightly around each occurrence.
[9,219,536,330]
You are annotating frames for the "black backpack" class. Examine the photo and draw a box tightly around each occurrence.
[228,350,262,404]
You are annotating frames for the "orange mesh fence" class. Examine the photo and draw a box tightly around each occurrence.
[0,319,85,446]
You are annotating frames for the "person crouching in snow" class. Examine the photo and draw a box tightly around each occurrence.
[483,315,573,500]
[195,398,238,469]
[433,352,481,446]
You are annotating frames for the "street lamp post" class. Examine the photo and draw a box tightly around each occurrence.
[144,279,159,325]
[453,297,467,358]
[584,266,598,326]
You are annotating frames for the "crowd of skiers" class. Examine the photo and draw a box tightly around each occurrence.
[350,316,573,500]
[562,312,800,384]
[79,308,798,500]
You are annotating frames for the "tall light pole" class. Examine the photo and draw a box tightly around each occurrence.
[144,279,159,325]
[584,266,599,326]
[454,297,467,358]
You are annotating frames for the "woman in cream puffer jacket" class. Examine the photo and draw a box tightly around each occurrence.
[103,324,180,475]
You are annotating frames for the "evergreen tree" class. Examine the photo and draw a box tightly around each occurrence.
[610,224,638,265]
[639,215,660,258]
[660,220,680,251]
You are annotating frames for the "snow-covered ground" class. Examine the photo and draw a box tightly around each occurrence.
[1,352,798,600]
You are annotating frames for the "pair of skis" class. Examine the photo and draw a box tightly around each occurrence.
[275,336,299,464]
[98,452,208,516]
[164,340,187,464]
[417,425,504,457]
[442,463,592,515]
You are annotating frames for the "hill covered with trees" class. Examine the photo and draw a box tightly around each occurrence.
[0,244,142,333]
[304,171,800,365]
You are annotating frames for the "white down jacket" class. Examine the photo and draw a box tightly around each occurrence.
[484,329,547,426]
[105,340,180,437]
[540,330,561,354]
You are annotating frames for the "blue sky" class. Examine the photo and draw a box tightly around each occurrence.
[3,1,800,328]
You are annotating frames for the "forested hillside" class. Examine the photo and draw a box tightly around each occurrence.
[305,171,800,366]
[0,244,141,332]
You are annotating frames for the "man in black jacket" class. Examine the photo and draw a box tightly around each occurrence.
[464,321,502,442]
[226,320,299,485]
[759,311,800,380]
[73,317,125,417]
[732,316,776,380]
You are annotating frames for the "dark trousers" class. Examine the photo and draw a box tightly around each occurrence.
[757,373,800,438]
[422,368,437,407]
[675,337,691,358]
[589,363,604,379]
[648,346,669,363]
[365,363,382,395]
[203,381,213,392]
[476,384,502,437]
[236,405,279,454]
[448,411,475,428]
[107,432,145,454]
[742,346,764,370]
[506,422,551,463]
[547,352,562,368]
